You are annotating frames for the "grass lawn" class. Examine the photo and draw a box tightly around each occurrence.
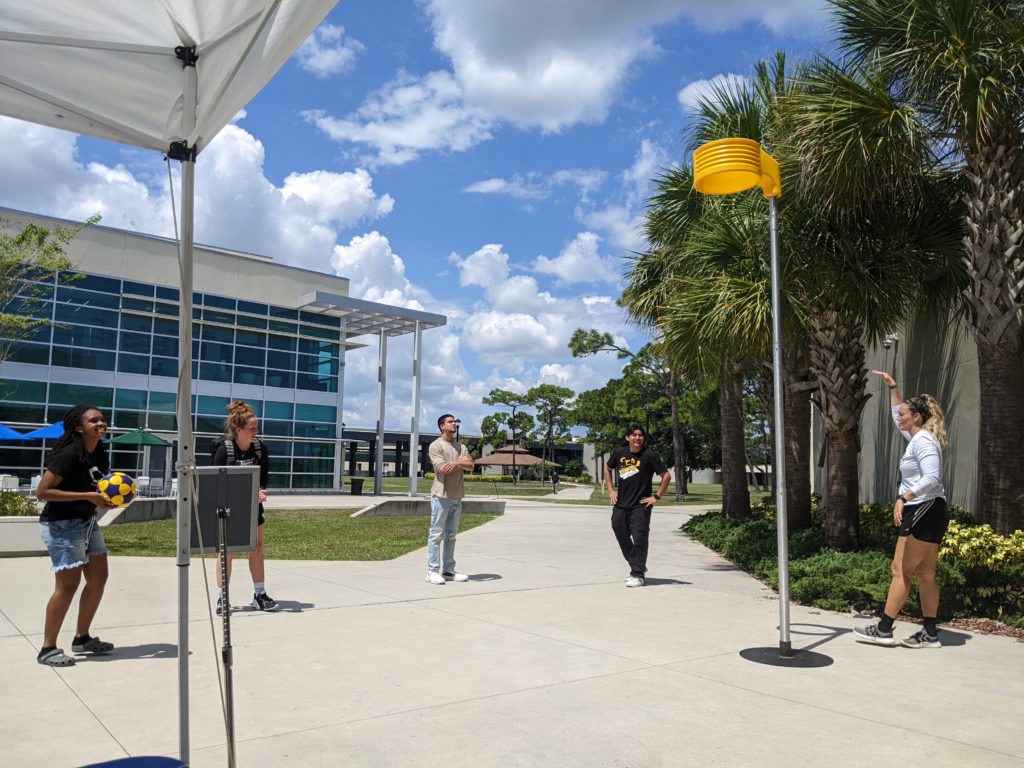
[102,510,501,560]
[458,480,733,506]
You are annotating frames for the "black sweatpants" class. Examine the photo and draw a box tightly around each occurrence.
[611,504,651,577]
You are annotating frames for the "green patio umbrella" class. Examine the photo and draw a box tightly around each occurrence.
[108,429,174,491]
[108,429,173,447]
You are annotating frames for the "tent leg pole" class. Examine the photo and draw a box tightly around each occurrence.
[175,129,197,765]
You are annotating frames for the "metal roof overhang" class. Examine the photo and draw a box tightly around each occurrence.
[298,290,447,339]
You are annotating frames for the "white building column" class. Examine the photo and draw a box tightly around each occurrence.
[408,321,422,496]
[374,330,387,495]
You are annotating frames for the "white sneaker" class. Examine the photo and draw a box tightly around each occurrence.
[625,576,645,588]
[425,571,446,585]
[443,571,469,582]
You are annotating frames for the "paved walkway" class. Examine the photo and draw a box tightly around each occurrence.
[1,500,1021,767]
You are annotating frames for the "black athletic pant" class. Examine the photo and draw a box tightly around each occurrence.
[611,504,651,577]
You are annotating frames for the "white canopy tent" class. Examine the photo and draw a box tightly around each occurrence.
[0,2,337,762]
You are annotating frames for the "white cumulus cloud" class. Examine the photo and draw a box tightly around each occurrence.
[677,73,751,114]
[303,71,496,166]
[533,232,620,284]
[296,24,365,78]
[449,243,511,287]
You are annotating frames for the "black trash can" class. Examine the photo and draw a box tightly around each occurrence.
[349,478,364,495]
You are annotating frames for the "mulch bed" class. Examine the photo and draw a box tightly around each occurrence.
[941,617,1024,641]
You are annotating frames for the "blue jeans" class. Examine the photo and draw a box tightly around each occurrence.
[428,496,462,573]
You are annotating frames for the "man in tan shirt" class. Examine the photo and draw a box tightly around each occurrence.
[426,413,475,585]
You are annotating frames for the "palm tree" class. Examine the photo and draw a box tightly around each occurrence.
[636,52,962,546]
[829,0,1024,533]
[785,52,966,546]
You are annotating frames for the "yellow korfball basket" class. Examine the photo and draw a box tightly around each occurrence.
[693,137,781,198]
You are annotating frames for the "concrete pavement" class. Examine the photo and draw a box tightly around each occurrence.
[1,499,1021,768]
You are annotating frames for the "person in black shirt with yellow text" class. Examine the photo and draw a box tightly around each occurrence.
[604,425,670,587]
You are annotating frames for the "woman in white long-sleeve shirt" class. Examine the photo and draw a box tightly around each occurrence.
[855,370,949,649]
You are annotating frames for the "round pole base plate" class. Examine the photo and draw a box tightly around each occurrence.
[739,646,833,668]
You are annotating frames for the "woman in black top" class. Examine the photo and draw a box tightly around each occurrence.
[211,400,277,612]
[35,405,116,666]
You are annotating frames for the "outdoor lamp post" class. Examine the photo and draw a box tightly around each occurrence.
[693,138,813,665]
[510,404,519,485]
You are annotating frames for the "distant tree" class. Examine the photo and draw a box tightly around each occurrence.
[572,382,628,482]
[0,216,97,366]
[482,388,533,483]
[479,411,535,453]
[526,383,575,481]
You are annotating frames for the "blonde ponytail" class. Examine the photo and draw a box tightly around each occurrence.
[908,393,947,449]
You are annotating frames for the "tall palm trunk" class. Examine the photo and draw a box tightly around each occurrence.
[784,365,815,530]
[809,306,868,549]
[668,369,688,498]
[964,121,1024,534]
[720,364,751,519]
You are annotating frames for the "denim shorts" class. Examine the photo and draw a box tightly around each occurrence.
[39,516,108,572]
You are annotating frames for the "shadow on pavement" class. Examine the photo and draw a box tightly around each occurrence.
[82,643,179,661]
[644,578,691,586]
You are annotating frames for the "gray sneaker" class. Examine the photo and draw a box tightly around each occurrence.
[900,629,940,648]
[853,624,896,646]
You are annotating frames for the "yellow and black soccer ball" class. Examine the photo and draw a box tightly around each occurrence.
[98,472,136,507]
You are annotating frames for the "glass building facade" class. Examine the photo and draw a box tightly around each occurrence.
[1,271,344,488]
[0,209,444,491]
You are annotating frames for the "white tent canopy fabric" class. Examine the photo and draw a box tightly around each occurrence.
[0,1,333,153]
[0,2,338,763]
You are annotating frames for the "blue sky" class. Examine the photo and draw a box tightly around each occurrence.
[0,0,831,434]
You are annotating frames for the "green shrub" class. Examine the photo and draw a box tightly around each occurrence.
[936,522,1024,620]
[682,501,1024,624]
[0,492,38,516]
[782,549,892,612]
[563,459,585,477]
[720,518,776,567]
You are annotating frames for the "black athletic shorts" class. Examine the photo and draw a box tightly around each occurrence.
[898,497,948,544]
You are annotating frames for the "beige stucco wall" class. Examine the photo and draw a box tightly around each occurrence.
[813,311,980,514]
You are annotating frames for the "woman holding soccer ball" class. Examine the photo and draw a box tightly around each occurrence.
[34,405,117,667]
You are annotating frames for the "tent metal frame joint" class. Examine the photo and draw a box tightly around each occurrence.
[175,45,198,67]
[167,141,196,162]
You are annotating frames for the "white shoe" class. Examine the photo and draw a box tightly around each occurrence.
[625,576,645,588]
[443,571,469,582]
[425,571,446,585]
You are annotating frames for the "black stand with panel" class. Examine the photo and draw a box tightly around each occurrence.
[191,466,259,768]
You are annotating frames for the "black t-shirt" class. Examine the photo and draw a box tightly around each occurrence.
[607,446,667,509]
[40,443,109,522]
[210,438,269,488]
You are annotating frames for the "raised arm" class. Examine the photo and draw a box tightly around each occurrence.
[870,370,902,405]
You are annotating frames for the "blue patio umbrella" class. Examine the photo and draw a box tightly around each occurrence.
[21,422,66,439]
[0,423,28,440]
